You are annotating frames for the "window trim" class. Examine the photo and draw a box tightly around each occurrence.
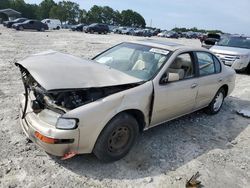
[194,51,221,77]
[212,55,222,73]
[159,51,198,85]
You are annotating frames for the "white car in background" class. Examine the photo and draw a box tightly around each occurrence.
[210,36,250,73]
[41,19,61,30]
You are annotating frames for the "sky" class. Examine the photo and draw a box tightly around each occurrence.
[25,0,250,35]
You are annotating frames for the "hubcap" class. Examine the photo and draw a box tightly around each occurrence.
[213,92,223,111]
[108,126,130,153]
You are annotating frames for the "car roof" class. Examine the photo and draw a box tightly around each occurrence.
[130,39,207,51]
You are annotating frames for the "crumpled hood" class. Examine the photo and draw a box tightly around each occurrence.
[16,50,142,91]
[210,45,250,55]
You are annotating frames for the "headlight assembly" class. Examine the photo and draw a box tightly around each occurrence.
[56,117,78,130]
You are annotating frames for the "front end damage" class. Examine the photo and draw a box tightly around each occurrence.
[16,64,140,157]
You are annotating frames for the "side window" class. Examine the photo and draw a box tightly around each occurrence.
[167,53,195,80]
[213,56,221,73]
[196,52,215,76]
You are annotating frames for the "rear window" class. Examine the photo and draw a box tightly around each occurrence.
[196,52,215,76]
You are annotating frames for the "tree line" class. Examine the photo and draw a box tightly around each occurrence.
[0,0,146,27]
[172,27,223,34]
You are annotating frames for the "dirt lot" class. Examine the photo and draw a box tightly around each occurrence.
[0,26,250,188]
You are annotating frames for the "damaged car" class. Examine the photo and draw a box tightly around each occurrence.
[16,39,236,162]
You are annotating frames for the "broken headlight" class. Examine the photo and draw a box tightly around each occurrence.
[56,117,78,130]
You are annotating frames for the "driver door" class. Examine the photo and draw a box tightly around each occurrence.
[26,21,34,29]
[151,52,199,126]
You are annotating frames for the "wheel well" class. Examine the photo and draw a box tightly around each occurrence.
[221,84,228,96]
[121,109,146,132]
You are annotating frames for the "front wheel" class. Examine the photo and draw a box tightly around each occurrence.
[93,113,139,162]
[206,88,225,114]
[19,26,24,31]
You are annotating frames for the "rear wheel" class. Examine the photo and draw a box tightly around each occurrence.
[40,27,45,32]
[56,26,60,30]
[205,88,225,114]
[93,113,139,162]
[19,26,24,31]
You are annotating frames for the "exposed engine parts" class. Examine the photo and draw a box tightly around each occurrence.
[17,65,138,114]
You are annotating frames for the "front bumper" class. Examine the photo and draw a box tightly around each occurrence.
[19,94,79,156]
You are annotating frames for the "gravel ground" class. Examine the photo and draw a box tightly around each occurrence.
[0,26,250,188]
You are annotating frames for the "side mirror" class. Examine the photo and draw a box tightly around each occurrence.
[168,73,180,82]
[160,72,180,84]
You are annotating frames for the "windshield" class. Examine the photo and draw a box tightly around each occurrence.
[94,43,171,80]
[217,37,250,49]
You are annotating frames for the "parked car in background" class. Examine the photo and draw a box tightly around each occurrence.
[121,28,135,35]
[141,29,152,37]
[3,18,27,28]
[165,31,179,39]
[157,31,168,37]
[201,33,221,49]
[12,20,48,31]
[210,36,250,72]
[85,23,109,34]
[62,23,73,29]
[183,31,198,39]
[41,19,61,30]
[113,27,126,34]
[151,29,161,36]
[71,24,86,32]
[16,39,235,162]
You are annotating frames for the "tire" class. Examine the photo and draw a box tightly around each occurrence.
[93,113,139,162]
[19,26,24,31]
[205,88,225,115]
[56,26,60,30]
[40,27,45,32]
[246,62,250,74]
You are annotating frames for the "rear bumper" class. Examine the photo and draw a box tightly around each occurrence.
[19,94,79,156]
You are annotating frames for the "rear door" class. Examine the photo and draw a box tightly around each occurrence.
[194,51,223,109]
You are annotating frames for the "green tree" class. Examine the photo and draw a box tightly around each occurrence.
[49,1,80,24]
[38,0,56,19]
[49,5,66,21]
[121,9,146,27]
[86,5,122,25]
[0,0,11,9]
[78,9,87,23]
[86,5,103,23]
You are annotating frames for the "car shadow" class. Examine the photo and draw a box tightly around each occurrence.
[52,96,250,180]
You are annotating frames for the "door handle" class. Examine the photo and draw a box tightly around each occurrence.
[218,78,223,82]
[191,83,198,88]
